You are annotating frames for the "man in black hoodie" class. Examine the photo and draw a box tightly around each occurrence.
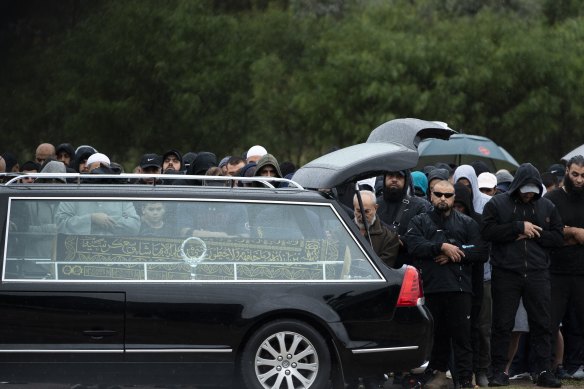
[481,163,563,388]
[376,170,431,268]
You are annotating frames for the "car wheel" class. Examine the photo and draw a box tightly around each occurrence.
[241,319,331,389]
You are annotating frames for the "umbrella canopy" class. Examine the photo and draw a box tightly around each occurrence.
[366,118,456,150]
[417,134,520,172]
[562,144,584,162]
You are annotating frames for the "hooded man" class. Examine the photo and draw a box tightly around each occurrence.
[376,170,431,268]
[56,143,75,168]
[254,154,282,178]
[481,163,563,388]
[453,165,491,214]
[73,146,97,173]
[252,154,282,188]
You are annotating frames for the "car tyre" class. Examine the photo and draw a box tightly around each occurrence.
[241,319,331,389]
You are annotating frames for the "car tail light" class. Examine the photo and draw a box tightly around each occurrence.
[396,265,424,307]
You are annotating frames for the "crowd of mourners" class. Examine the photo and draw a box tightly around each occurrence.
[0,143,297,186]
[1,142,584,389]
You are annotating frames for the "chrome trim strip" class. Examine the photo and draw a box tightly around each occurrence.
[0,349,123,353]
[352,346,419,354]
[0,348,232,353]
[126,348,232,353]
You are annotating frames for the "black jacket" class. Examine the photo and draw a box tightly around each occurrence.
[481,163,563,274]
[544,187,584,275]
[376,170,431,267]
[404,208,488,294]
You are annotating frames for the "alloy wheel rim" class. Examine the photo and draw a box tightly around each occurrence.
[254,330,319,389]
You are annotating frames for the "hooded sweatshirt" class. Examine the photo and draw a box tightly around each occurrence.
[37,160,67,183]
[453,165,491,214]
[254,154,282,178]
[481,163,563,274]
[72,146,96,173]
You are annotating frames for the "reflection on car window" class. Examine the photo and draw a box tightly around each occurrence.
[4,199,380,282]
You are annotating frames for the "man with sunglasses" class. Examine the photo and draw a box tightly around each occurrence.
[404,180,488,389]
[482,163,563,388]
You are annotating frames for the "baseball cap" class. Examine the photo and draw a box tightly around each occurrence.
[478,172,497,189]
[139,153,162,169]
[548,163,565,179]
[519,184,539,194]
[86,153,110,166]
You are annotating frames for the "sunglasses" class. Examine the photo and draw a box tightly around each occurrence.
[433,191,455,199]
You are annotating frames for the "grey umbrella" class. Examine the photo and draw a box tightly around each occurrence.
[366,118,456,150]
[562,144,584,162]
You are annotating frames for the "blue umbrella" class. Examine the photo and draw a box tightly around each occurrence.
[417,134,519,172]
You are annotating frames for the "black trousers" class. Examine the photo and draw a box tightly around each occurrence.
[550,273,584,334]
[550,273,584,368]
[425,292,473,379]
[490,268,552,374]
[472,280,491,373]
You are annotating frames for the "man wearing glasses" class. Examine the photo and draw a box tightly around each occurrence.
[482,163,563,388]
[404,180,488,389]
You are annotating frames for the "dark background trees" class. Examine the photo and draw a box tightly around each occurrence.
[2,0,584,171]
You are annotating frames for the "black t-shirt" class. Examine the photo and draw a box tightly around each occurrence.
[544,187,584,274]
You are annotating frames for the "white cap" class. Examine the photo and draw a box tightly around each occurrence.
[478,172,497,189]
[519,184,539,194]
[246,145,267,159]
[86,152,110,166]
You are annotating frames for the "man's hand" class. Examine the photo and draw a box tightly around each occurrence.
[523,221,542,239]
[91,213,117,230]
[564,226,584,245]
[441,242,465,262]
[434,254,450,265]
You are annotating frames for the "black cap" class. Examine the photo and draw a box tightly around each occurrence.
[548,163,565,178]
[140,153,162,169]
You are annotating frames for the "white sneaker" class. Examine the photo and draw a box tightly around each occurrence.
[509,371,531,380]
[572,365,584,380]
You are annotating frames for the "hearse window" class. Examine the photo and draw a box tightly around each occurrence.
[4,199,380,282]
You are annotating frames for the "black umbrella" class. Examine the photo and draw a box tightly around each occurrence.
[417,134,520,172]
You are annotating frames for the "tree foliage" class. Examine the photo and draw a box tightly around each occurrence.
[2,0,584,170]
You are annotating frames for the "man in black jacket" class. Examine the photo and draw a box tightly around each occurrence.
[481,163,563,388]
[544,155,584,377]
[377,170,430,268]
[405,180,488,389]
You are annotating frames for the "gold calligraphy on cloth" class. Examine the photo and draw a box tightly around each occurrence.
[56,235,341,281]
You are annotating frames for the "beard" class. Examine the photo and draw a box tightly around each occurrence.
[383,186,403,202]
[354,215,376,230]
[565,175,584,199]
[434,202,451,214]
